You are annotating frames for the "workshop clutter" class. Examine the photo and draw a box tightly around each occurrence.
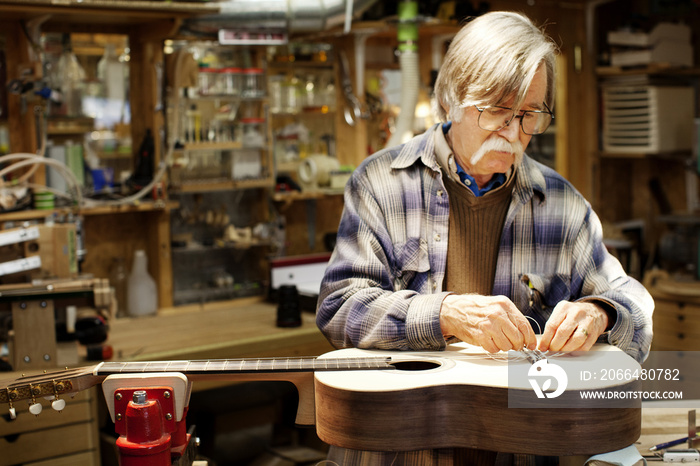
[0,223,78,283]
[606,22,694,68]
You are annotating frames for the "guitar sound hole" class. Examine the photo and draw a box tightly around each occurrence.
[390,361,441,371]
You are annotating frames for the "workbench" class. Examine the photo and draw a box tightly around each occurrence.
[106,296,335,391]
[637,403,700,464]
[7,297,699,465]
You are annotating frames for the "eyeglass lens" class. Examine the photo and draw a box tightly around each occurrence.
[478,107,552,135]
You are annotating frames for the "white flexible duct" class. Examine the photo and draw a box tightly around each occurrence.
[0,153,83,207]
[385,51,420,148]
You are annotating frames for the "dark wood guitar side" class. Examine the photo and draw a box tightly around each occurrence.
[314,343,642,456]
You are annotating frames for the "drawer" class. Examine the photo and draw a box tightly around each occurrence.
[652,299,700,351]
[25,450,100,466]
[0,420,98,465]
[654,300,700,321]
[650,328,700,351]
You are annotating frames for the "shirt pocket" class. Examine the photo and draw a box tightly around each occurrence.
[393,237,431,290]
[520,273,572,313]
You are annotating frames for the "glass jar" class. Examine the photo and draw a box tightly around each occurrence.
[220,67,242,96]
[198,67,220,96]
[242,68,266,98]
[268,74,285,113]
[283,75,301,113]
[240,117,266,148]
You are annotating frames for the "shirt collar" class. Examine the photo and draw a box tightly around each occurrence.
[454,161,507,197]
[438,121,509,197]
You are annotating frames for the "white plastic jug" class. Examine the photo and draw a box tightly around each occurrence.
[127,249,158,317]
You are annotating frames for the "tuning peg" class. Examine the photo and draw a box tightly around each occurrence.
[4,388,16,420]
[28,383,42,416]
[51,380,65,413]
[51,398,66,412]
[28,402,42,416]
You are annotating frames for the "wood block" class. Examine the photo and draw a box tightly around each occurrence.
[11,300,57,372]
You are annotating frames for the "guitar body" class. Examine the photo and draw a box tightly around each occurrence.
[314,343,641,456]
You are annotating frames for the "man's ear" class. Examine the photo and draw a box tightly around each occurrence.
[440,100,450,116]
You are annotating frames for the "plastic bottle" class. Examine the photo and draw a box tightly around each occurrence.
[127,250,158,317]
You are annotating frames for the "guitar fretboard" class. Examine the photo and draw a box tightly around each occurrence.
[0,357,396,405]
[97,357,395,376]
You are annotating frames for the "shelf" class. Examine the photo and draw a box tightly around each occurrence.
[268,61,334,71]
[172,283,265,306]
[172,240,271,253]
[180,95,267,103]
[177,141,243,152]
[170,177,274,193]
[272,189,344,202]
[596,65,700,77]
[0,200,178,222]
[600,150,692,160]
[0,0,218,30]
[271,107,335,117]
[47,117,96,135]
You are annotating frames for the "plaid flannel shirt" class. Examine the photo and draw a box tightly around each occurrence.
[317,124,654,363]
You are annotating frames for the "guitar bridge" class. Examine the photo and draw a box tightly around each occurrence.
[522,348,547,364]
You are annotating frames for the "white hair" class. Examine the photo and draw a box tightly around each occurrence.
[432,11,558,122]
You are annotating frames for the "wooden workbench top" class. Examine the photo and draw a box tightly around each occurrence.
[107,296,334,362]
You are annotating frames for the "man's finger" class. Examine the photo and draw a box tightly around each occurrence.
[537,301,570,350]
[560,326,589,352]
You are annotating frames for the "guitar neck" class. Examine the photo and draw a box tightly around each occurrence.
[0,356,394,405]
[97,356,393,376]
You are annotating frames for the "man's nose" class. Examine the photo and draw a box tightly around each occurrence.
[497,116,522,141]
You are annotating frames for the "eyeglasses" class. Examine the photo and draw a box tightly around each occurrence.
[474,103,554,135]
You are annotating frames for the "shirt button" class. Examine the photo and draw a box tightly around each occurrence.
[464,179,472,186]
[434,234,441,242]
[437,190,443,197]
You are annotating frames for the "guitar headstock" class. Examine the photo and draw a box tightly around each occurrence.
[0,366,99,418]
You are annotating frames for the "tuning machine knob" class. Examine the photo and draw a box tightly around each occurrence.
[28,384,42,416]
[51,398,66,412]
[4,388,16,419]
[51,380,65,413]
[28,402,43,416]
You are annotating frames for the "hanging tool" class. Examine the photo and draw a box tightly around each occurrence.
[338,50,369,126]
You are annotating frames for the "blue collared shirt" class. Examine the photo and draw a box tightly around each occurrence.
[455,162,506,196]
[317,124,654,363]
[441,122,506,196]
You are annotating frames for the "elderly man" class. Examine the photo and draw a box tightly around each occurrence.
[316,10,653,465]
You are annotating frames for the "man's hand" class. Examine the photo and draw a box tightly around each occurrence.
[440,294,538,353]
[537,301,609,353]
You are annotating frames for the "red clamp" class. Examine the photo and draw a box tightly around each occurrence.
[103,375,192,466]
